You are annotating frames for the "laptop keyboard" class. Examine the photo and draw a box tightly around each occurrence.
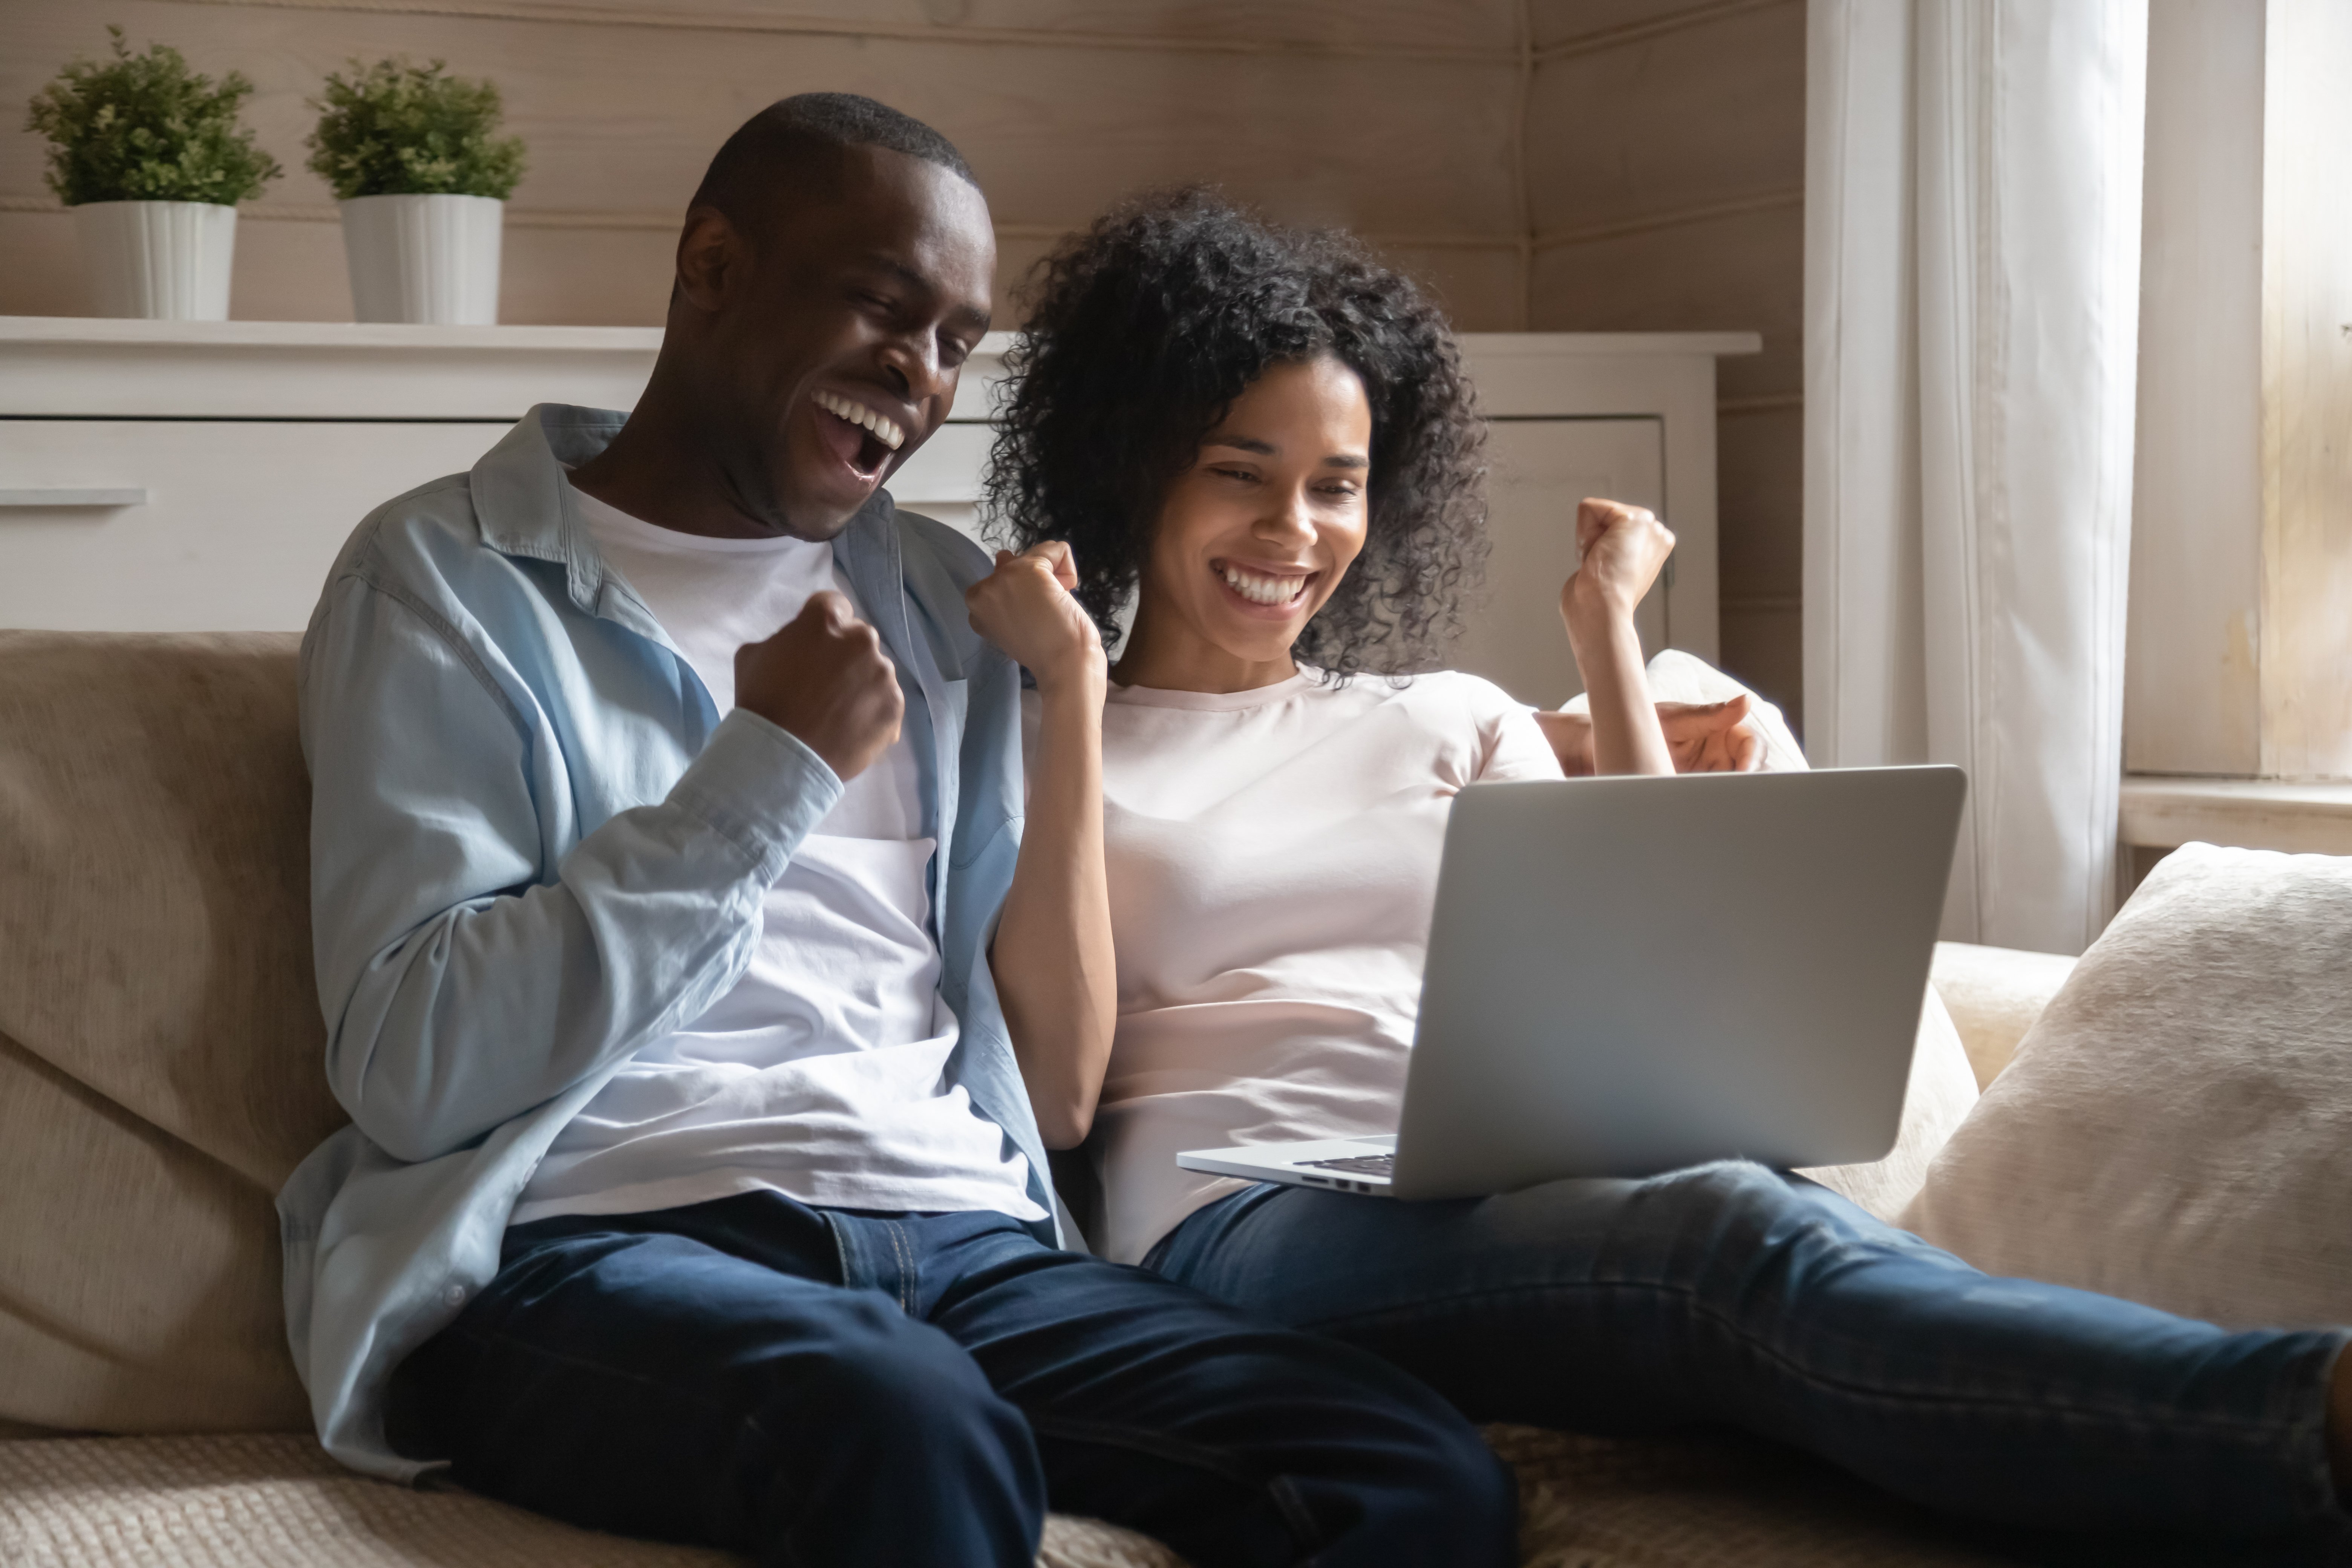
[1297,1153,1395,1178]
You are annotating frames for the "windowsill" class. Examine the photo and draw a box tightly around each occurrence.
[2119,775,2352,855]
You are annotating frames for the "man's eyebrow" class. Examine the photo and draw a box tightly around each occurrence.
[858,254,989,335]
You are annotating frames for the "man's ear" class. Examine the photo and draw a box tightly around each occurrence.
[674,205,746,315]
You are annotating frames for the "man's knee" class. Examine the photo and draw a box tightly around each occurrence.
[767,1294,1037,1478]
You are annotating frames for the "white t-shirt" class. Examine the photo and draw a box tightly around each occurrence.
[1053,668,1562,1263]
[509,482,1043,1226]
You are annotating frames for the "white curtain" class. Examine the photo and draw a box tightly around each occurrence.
[1804,0,2147,956]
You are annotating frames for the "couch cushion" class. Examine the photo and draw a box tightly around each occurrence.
[1927,942,2079,1089]
[0,1433,1183,1567]
[1905,842,2352,1328]
[0,632,347,1431]
[0,1429,2043,1568]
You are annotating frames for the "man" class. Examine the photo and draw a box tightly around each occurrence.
[279,94,1513,1567]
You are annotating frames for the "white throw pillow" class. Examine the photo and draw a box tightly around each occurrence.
[1903,842,2352,1328]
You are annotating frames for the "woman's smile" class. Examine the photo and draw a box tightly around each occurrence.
[1213,559,1318,611]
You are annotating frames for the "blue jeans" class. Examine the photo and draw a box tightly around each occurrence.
[1146,1161,2352,1554]
[385,1190,1514,1568]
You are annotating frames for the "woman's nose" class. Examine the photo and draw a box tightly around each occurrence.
[1257,485,1316,544]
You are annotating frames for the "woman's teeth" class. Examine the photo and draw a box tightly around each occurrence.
[813,389,905,451]
[1219,564,1307,605]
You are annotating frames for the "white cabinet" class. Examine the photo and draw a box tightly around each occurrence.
[0,318,1755,698]
[0,421,508,632]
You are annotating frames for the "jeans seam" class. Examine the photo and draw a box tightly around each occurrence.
[1298,1277,2318,1439]
[1020,1409,1329,1554]
[886,1220,916,1314]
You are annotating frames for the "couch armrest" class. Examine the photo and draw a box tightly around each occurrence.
[1929,942,2079,1089]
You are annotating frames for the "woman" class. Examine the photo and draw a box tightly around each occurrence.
[962,188,2352,1551]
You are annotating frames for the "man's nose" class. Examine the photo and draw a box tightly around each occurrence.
[878,336,952,407]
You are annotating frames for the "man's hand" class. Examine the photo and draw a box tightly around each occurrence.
[1534,695,1763,776]
[733,591,905,781]
[965,541,1106,698]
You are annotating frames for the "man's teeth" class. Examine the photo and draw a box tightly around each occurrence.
[813,389,905,451]
[1219,564,1307,605]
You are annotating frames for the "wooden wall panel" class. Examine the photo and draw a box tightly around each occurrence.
[1525,0,1803,233]
[1531,205,1800,399]
[1526,0,1804,730]
[414,0,1525,54]
[1531,0,1792,51]
[2,2,1519,282]
[0,0,1531,326]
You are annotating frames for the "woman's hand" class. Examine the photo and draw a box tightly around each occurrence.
[966,541,1106,700]
[1535,696,1764,777]
[1555,498,1675,778]
[1559,498,1675,645]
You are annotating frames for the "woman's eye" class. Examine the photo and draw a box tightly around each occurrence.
[1210,466,1258,483]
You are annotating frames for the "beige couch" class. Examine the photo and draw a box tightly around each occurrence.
[0,632,2078,1568]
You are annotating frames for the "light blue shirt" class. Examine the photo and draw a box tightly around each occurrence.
[276,404,1052,1482]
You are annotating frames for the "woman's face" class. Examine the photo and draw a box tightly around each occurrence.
[1124,355,1374,688]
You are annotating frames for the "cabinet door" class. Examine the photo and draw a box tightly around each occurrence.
[1449,418,1666,707]
[0,421,512,632]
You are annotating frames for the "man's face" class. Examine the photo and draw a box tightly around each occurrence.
[686,145,994,541]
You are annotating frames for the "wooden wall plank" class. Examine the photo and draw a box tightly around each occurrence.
[1524,0,1803,235]
[3,2,1519,242]
[1717,401,1799,596]
[1531,0,1796,54]
[318,0,1528,55]
[1531,203,1800,401]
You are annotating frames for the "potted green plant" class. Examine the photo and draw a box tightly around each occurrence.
[307,59,526,325]
[23,27,281,320]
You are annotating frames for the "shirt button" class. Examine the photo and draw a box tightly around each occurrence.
[443,1283,467,1308]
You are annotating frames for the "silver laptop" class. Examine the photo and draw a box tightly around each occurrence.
[1177,766,1966,1201]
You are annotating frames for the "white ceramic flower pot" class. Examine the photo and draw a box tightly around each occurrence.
[340,193,504,325]
[72,201,238,320]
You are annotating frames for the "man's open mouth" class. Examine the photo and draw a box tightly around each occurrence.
[812,388,906,481]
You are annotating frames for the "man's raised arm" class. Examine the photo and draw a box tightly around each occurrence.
[302,575,897,1164]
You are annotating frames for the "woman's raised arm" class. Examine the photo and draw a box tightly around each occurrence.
[965,541,1117,1148]
[1559,498,1677,778]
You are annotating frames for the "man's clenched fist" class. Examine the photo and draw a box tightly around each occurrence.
[734,591,904,781]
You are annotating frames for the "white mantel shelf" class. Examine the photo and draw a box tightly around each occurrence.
[0,316,668,422]
[2119,775,2352,856]
[0,317,1758,424]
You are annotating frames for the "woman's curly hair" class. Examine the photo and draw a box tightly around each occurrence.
[984,187,1488,677]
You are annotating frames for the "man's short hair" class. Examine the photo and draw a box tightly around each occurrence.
[690,93,977,235]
